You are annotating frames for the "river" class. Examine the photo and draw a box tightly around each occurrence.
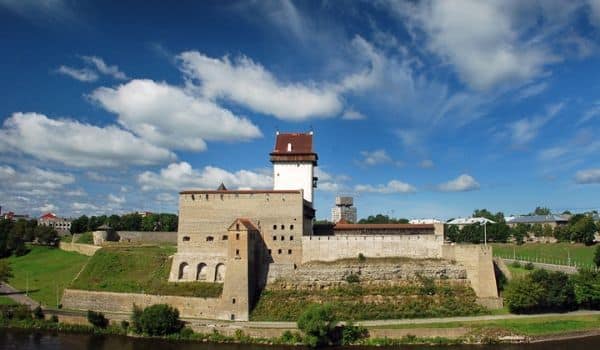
[1,329,600,350]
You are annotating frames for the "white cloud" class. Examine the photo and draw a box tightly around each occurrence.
[437,174,480,192]
[355,180,416,194]
[419,159,435,168]
[507,102,564,146]
[107,193,126,204]
[65,189,86,197]
[90,79,262,151]
[81,56,127,80]
[342,108,366,120]
[0,165,74,192]
[314,168,350,193]
[37,203,57,213]
[0,0,74,22]
[575,168,600,184]
[517,81,549,100]
[137,162,272,192]
[0,112,175,167]
[391,0,560,90]
[578,102,600,125]
[156,192,176,202]
[538,147,568,161]
[590,0,600,26]
[72,202,99,211]
[359,149,392,166]
[56,65,98,82]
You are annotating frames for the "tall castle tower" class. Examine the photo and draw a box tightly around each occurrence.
[270,131,318,205]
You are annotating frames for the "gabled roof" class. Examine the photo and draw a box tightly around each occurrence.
[507,215,568,224]
[228,218,259,231]
[446,217,496,225]
[334,223,434,230]
[40,212,57,219]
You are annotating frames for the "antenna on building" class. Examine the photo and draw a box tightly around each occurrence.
[309,125,314,135]
[275,126,280,135]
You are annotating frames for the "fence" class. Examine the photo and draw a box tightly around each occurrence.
[495,253,599,271]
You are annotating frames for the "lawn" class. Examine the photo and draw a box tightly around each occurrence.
[4,245,90,308]
[70,245,222,298]
[373,315,600,336]
[492,243,596,267]
[0,295,17,305]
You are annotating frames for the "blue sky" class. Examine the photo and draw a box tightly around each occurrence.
[1,0,600,220]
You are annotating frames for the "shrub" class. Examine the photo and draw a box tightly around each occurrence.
[179,327,194,339]
[132,304,182,336]
[297,303,337,347]
[358,253,366,262]
[524,262,535,270]
[280,330,304,344]
[50,315,59,323]
[510,261,521,268]
[418,275,436,296]
[341,322,369,345]
[131,304,143,333]
[120,320,130,330]
[87,310,108,328]
[33,305,44,319]
[345,273,360,284]
[594,245,600,268]
[572,270,600,309]
[504,277,545,314]
[0,304,31,320]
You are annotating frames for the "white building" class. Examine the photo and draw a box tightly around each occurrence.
[331,196,357,223]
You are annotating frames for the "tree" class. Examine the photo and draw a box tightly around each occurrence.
[87,310,108,328]
[159,214,178,231]
[553,225,571,242]
[504,277,545,314]
[570,216,597,245]
[358,214,408,224]
[34,225,59,246]
[120,213,142,231]
[529,270,576,312]
[70,215,89,234]
[141,214,159,231]
[572,270,600,309]
[472,209,505,223]
[106,215,121,231]
[132,304,182,336]
[533,207,551,215]
[0,260,13,283]
[297,303,337,347]
[594,245,600,268]
[511,224,529,245]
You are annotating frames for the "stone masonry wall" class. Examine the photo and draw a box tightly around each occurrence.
[301,234,444,262]
[441,244,499,300]
[62,289,221,319]
[116,231,177,244]
[58,242,101,256]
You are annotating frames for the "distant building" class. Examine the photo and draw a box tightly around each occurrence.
[38,212,72,234]
[446,217,496,229]
[409,219,443,224]
[506,214,568,228]
[331,196,357,223]
[0,207,29,220]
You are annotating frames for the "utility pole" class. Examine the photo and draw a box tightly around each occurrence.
[26,272,29,296]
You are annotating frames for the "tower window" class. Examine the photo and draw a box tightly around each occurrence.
[290,236,294,241]
[273,235,277,241]
[236,223,240,230]
[206,236,214,242]
[281,224,284,230]
[236,233,240,240]
[278,249,282,254]
[281,235,285,241]
[288,249,292,255]
[290,224,294,230]
[268,249,272,255]
[183,236,190,242]
[287,143,292,152]
[273,224,277,230]
[236,249,240,256]
[232,298,236,304]
[222,235,228,240]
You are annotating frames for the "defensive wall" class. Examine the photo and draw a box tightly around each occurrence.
[301,234,444,262]
[58,241,101,256]
[92,230,177,245]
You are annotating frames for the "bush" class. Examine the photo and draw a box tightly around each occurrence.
[504,277,545,313]
[33,305,44,319]
[594,245,600,268]
[505,270,577,314]
[524,262,535,270]
[510,261,521,268]
[87,310,108,328]
[132,304,182,336]
[120,320,130,330]
[280,330,304,344]
[572,270,600,309]
[297,303,337,347]
[50,315,59,323]
[345,273,360,284]
[418,275,436,296]
[358,253,366,262]
[340,322,369,345]
[0,304,31,320]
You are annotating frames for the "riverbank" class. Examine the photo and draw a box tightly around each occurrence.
[2,307,600,346]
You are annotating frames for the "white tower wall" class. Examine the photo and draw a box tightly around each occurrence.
[273,163,314,203]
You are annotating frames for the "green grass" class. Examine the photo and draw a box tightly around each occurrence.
[373,315,600,336]
[492,243,596,267]
[4,245,90,307]
[75,232,93,244]
[0,296,17,305]
[70,246,222,298]
[251,283,486,321]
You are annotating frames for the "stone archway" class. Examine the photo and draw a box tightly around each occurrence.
[178,262,190,280]
[196,263,208,281]
[215,263,226,282]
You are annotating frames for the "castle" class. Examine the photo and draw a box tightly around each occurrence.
[167,132,499,321]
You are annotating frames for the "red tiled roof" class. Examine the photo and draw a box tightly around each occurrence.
[271,132,314,154]
[334,223,435,230]
[40,212,57,219]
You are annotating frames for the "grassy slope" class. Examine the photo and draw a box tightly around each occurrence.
[373,315,600,336]
[4,246,90,307]
[492,243,596,267]
[70,246,222,298]
[0,296,17,305]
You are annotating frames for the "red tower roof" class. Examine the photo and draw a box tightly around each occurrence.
[270,132,318,164]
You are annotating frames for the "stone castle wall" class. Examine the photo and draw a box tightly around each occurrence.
[441,244,499,300]
[61,289,221,319]
[58,242,101,256]
[301,234,444,262]
[116,231,177,244]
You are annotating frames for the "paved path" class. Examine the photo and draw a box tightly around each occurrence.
[241,310,600,328]
[0,282,40,308]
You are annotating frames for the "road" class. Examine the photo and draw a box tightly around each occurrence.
[0,282,40,308]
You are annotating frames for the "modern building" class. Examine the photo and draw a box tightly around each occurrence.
[331,196,357,223]
[38,212,72,234]
[506,214,568,228]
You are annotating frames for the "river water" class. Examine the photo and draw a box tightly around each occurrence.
[1,329,600,350]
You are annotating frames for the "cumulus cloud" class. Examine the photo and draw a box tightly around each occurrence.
[107,193,126,204]
[0,112,175,167]
[575,168,600,184]
[81,56,128,80]
[517,82,549,100]
[342,108,366,120]
[72,202,99,211]
[56,65,98,82]
[314,168,350,192]
[0,165,74,194]
[419,159,435,168]
[90,79,262,151]
[137,162,272,192]
[359,149,393,166]
[38,203,58,213]
[355,180,416,194]
[437,174,480,192]
[390,0,562,90]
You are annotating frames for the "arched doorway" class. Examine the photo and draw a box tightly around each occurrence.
[178,262,190,280]
[215,263,226,282]
[196,263,207,281]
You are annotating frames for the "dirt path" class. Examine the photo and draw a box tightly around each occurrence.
[0,282,40,309]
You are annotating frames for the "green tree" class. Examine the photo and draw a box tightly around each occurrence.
[106,215,121,230]
[533,206,551,215]
[572,270,600,309]
[133,304,182,336]
[511,224,529,245]
[297,303,337,347]
[87,310,108,328]
[504,277,545,314]
[570,216,597,245]
[88,216,105,231]
[594,245,600,268]
[529,270,576,312]
[70,215,89,234]
[120,213,142,231]
[358,214,408,224]
[0,260,13,283]
[159,214,178,231]
[473,209,505,223]
[34,225,59,246]
[141,214,159,231]
[553,225,571,242]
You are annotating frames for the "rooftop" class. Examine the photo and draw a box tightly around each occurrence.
[507,215,568,224]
